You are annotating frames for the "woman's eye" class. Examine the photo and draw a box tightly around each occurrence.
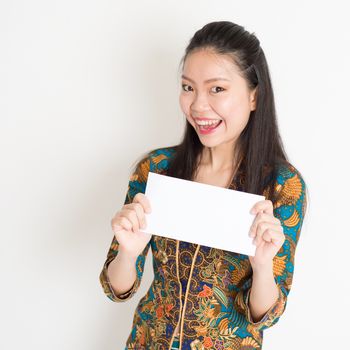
[182,84,192,92]
[211,86,225,93]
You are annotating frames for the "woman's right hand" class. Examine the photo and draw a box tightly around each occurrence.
[111,192,152,259]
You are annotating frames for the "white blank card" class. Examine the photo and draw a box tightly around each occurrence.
[143,172,264,256]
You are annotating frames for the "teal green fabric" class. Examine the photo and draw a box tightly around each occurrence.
[171,335,180,349]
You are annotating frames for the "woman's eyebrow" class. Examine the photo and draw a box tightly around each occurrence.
[181,74,231,84]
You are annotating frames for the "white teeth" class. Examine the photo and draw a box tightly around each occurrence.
[195,119,221,126]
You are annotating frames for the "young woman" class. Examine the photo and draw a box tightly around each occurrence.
[99,21,308,350]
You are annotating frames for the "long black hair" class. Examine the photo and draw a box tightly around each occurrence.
[134,21,301,202]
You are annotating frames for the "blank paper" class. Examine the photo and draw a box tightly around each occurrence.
[142,171,265,256]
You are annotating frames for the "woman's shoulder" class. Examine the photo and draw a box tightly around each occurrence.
[275,162,306,190]
[147,145,177,173]
[131,145,177,177]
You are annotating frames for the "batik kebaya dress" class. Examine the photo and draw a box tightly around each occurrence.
[99,146,307,350]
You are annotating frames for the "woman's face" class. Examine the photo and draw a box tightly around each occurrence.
[179,49,257,149]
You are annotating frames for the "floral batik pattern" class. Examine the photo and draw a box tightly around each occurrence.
[99,146,307,350]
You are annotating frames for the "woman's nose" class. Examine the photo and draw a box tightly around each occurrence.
[190,92,210,114]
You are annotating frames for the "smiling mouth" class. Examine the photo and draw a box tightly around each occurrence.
[195,120,223,134]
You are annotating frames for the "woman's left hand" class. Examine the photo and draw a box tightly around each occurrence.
[248,200,285,269]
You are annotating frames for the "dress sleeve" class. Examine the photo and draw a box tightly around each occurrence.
[99,156,152,302]
[234,166,307,331]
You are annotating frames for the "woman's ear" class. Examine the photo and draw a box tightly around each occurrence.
[250,86,258,111]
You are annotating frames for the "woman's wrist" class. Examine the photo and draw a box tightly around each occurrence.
[117,247,139,262]
[251,259,273,275]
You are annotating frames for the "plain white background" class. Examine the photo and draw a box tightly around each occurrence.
[1,1,349,349]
